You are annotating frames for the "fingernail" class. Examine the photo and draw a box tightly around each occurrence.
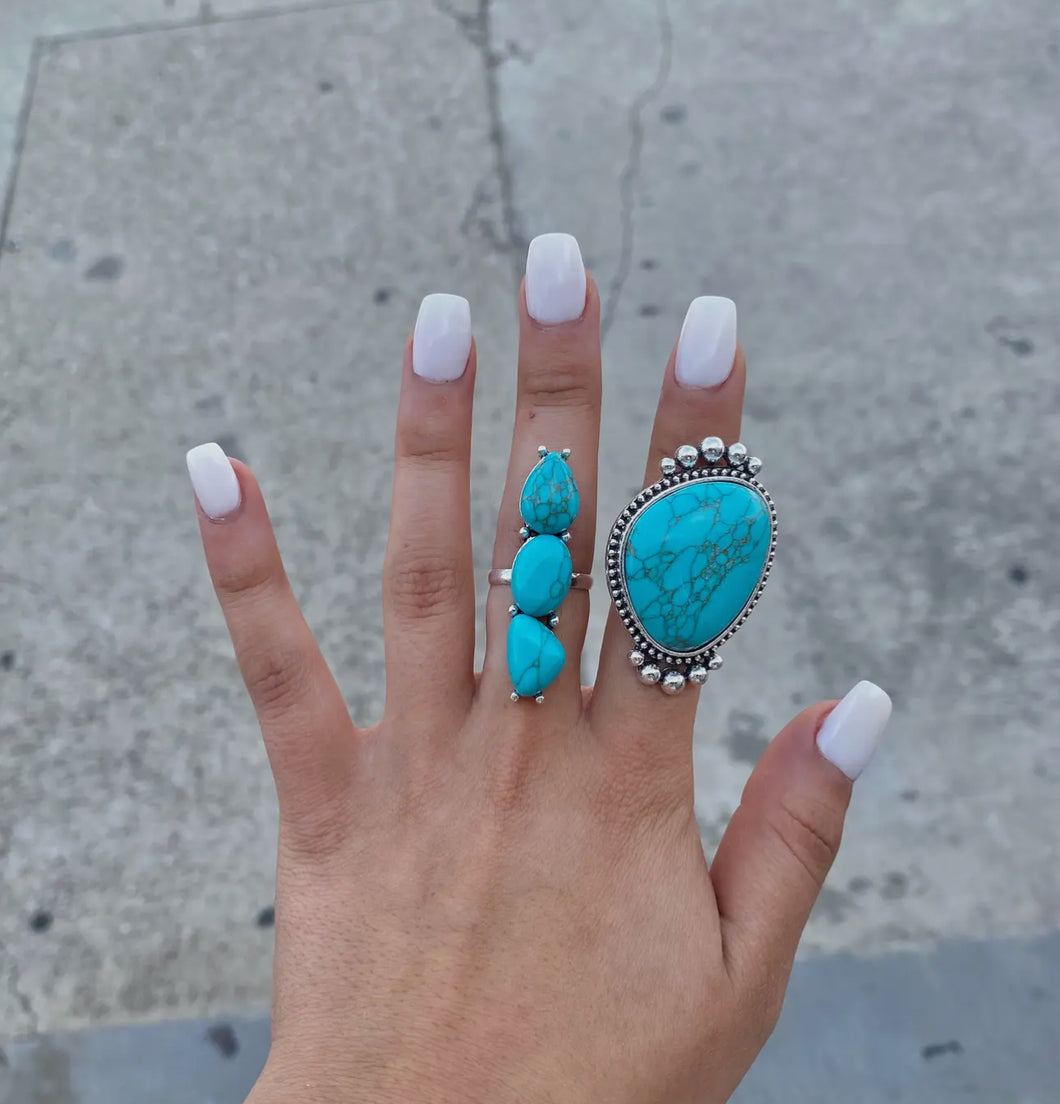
[816,680,893,781]
[525,232,586,324]
[186,442,241,520]
[412,293,472,381]
[674,296,737,387]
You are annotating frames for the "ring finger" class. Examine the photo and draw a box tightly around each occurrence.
[479,233,601,714]
[591,297,747,777]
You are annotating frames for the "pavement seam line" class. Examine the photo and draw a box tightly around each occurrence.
[0,935,38,1035]
[434,0,524,278]
[30,0,382,49]
[0,39,42,258]
[601,0,673,341]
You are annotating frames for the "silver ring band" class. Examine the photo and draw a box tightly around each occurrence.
[489,569,593,591]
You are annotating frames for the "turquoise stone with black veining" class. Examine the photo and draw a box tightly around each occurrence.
[520,452,580,535]
[511,535,572,617]
[507,613,566,697]
[623,480,771,652]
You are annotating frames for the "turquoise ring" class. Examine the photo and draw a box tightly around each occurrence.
[497,446,581,703]
[606,438,776,695]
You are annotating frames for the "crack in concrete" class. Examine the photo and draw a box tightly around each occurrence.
[601,0,673,341]
[0,936,39,1034]
[434,0,525,276]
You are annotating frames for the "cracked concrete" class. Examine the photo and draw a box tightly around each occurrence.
[2,0,1060,1069]
[600,0,672,340]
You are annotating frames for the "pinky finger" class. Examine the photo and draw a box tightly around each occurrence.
[186,444,358,851]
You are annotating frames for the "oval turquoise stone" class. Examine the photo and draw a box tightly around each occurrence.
[507,613,565,697]
[623,480,772,652]
[520,452,579,535]
[511,535,572,617]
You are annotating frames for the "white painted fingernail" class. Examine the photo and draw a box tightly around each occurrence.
[816,681,893,781]
[675,296,737,387]
[186,442,242,520]
[412,293,472,381]
[525,233,586,324]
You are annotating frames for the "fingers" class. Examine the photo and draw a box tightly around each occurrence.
[480,234,602,713]
[186,446,358,849]
[590,298,745,774]
[382,295,476,726]
[711,683,893,991]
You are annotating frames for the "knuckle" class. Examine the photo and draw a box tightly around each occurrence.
[520,349,599,410]
[386,552,465,622]
[243,643,311,722]
[213,556,281,605]
[767,794,845,887]
[279,789,353,866]
[396,392,469,468]
[397,425,467,469]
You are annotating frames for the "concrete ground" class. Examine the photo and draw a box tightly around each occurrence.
[1,0,1058,1098]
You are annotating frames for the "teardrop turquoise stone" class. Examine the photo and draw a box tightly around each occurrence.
[507,613,565,697]
[623,480,771,652]
[510,535,572,617]
[520,452,579,535]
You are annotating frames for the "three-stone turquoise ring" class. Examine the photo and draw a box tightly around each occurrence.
[495,446,583,703]
[606,437,776,695]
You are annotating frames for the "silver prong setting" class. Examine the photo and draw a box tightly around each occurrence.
[508,604,518,618]
[726,442,748,467]
[534,694,546,705]
[548,613,560,628]
[700,436,725,463]
[560,448,571,459]
[538,445,548,458]
[661,670,686,695]
[510,690,520,702]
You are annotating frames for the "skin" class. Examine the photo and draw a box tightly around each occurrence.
[192,276,856,1104]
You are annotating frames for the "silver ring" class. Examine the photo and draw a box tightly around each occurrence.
[489,568,593,590]
[606,438,776,695]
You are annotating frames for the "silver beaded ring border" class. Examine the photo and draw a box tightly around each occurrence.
[605,437,777,696]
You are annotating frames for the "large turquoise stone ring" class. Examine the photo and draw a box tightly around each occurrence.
[606,438,776,695]
[495,446,583,703]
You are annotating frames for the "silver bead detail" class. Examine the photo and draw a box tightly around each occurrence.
[701,436,725,463]
[561,448,572,459]
[535,694,546,704]
[688,665,709,685]
[661,670,686,695]
[629,650,645,668]
[660,456,678,476]
[510,691,520,702]
[548,613,560,628]
[727,442,748,467]
[676,444,699,469]
[640,665,662,685]
[538,445,548,457]
[707,653,724,671]
[508,604,518,618]
[519,525,530,540]
[746,455,763,475]
[560,530,572,543]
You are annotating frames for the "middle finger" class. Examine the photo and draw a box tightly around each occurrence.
[479,233,601,714]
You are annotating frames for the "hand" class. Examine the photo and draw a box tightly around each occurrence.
[185,235,892,1104]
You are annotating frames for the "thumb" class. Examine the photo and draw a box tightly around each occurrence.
[710,681,893,988]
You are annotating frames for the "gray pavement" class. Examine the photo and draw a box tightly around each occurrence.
[1,0,1059,1096]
